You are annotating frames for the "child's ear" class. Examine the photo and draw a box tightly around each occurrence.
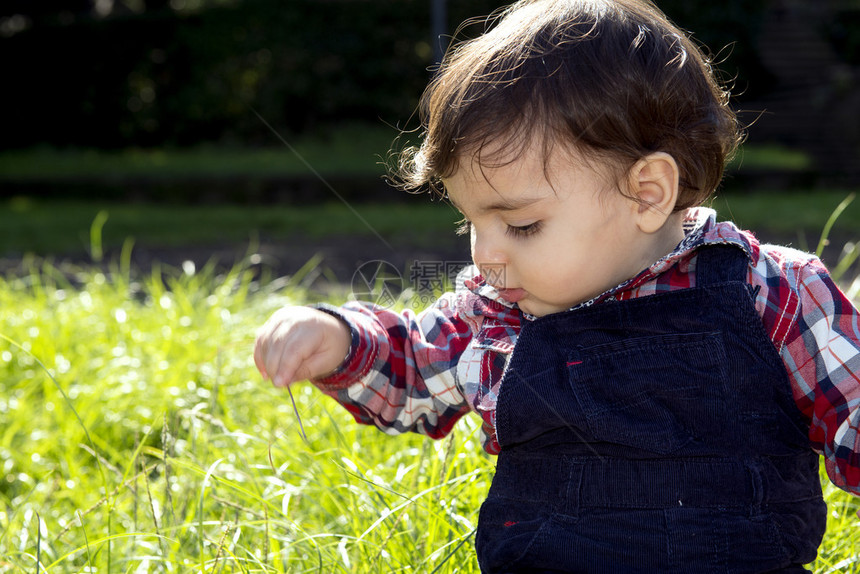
[627,152,680,234]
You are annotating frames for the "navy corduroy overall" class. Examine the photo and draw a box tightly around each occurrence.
[475,245,827,573]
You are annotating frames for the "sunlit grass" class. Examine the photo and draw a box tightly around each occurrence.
[1,252,858,572]
[819,470,860,573]
[0,258,490,572]
[0,188,858,571]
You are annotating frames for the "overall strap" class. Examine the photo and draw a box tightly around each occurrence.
[695,244,750,287]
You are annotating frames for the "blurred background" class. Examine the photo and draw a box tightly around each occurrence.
[0,0,858,280]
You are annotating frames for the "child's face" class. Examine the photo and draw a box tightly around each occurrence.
[444,144,662,317]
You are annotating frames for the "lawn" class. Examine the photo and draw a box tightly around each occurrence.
[1,138,859,571]
[0,261,490,572]
[0,198,466,261]
[0,130,856,263]
[1,258,859,572]
[0,124,401,182]
[0,132,811,183]
[0,189,858,260]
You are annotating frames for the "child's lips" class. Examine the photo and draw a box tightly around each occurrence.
[496,288,527,303]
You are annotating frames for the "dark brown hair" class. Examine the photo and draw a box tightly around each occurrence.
[397,0,742,209]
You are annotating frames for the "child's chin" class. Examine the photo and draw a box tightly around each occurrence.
[518,302,550,317]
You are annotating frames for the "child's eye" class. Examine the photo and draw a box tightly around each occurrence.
[455,218,472,236]
[506,221,542,238]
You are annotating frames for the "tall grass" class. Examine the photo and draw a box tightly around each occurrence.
[0,257,490,572]
[1,253,858,571]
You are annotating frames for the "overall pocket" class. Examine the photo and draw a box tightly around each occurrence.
[567,331,729,454]
[475,497,552,572]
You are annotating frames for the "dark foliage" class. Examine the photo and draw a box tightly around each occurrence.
[0,0,815,151]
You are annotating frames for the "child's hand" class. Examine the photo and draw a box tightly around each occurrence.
[254,306,351,388]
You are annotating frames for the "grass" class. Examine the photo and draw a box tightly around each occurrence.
[1,250,859,571]
[0,133,806,183]
[0,189,858,263]
[0,259,492,572]
[727,144,813,172]
[710,189,860,237]
[0,137,858,570]
[0,124,402,181]
[0,198,464,258]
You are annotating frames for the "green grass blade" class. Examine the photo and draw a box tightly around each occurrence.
[0,332,108,490]
[816,193,856,258]
[90,210,109,263]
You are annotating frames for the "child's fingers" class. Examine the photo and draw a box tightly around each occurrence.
[264,331,315,388]
[260,336,293,387]
[254,306,348,388]
[253,336,269,380]
[268,340,332,388]
[254,313,303,386]
[270,351,301,388]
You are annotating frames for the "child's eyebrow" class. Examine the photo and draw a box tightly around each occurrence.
[478,195,544,214]
[447,194,545,215]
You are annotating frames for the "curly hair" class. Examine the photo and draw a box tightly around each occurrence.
[396,0,742,209]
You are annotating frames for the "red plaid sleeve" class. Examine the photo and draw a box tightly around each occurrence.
[768,252,860,494]
[312,296,475,439]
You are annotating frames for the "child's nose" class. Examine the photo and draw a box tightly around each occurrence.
[471,231,506,269]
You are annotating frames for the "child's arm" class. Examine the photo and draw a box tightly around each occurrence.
[255,293,476,440]
[781,258,860,494]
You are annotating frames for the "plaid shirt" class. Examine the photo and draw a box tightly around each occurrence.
[314,208,860,495]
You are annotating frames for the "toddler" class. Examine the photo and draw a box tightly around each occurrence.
[254,0,860,571]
